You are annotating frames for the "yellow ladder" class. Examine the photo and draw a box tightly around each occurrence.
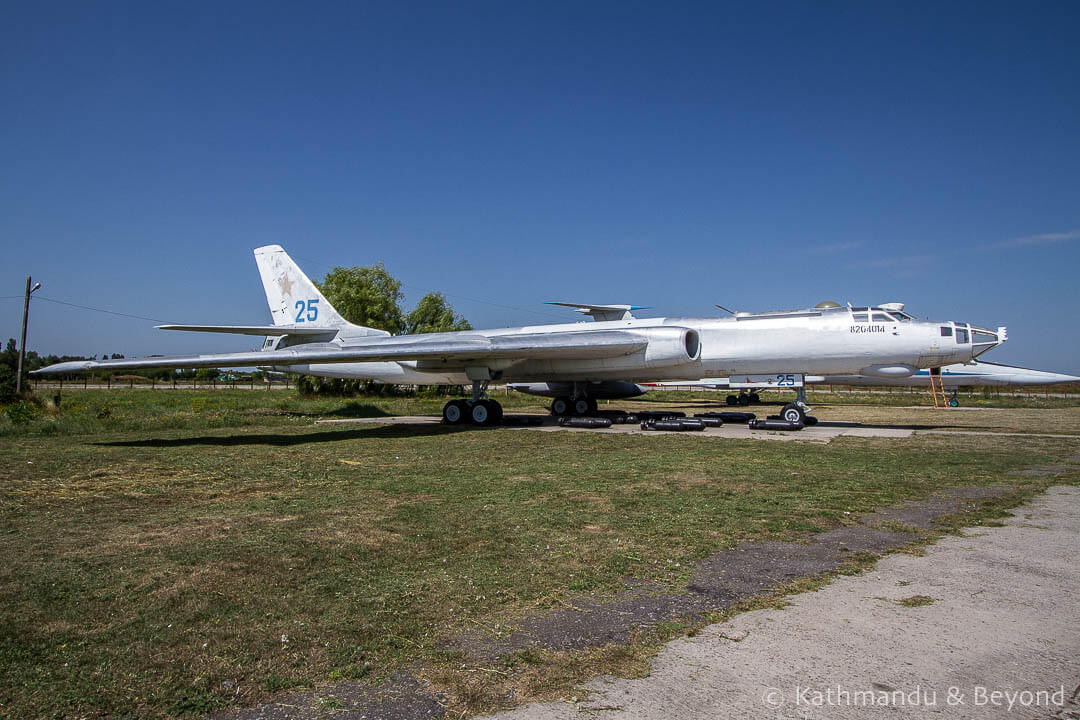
[929,368,945,408]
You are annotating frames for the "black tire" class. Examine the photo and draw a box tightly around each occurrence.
[488,400,503,425]
[737,394,751,406]
[749,392,760,404]
[726,394,738,406]
[572,397,592,416]
[551,397,570,416]
[470,400,498,426]
[443,400,467,425]
[780,402,806,424]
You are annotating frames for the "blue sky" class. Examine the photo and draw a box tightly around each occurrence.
[2,1,1078,372]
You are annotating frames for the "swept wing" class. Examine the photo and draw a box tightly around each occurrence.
[33,330,648,374]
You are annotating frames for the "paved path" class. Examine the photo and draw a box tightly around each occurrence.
[485,486,1080,720]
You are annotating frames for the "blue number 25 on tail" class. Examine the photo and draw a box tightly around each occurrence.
[294,299,319,323]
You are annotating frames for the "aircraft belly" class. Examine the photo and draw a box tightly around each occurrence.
[503,360,701,383]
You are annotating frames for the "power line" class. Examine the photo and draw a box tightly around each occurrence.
[7,254,574,327]
[33,296,170,324]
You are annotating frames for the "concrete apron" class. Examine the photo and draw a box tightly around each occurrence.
[485,486,1080,720]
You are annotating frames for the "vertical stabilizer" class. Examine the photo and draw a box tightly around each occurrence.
[253,246,389,336]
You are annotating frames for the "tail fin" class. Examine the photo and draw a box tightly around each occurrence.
[253,245,389,336]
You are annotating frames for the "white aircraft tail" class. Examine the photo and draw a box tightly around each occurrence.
[253,245,390,336]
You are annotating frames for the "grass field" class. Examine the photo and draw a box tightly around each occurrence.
[1,389,1078,718]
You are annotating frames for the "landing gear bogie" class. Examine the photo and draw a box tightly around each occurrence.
[552,394,597,417]
[443,394,504,427]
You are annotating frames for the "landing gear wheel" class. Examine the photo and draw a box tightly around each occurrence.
[572,397,596,416]
[737,394,751,406]
[551,397,570,416]
[470,399,502,426]
[780,402,806,424]
[443,400,467,425]
[726,394,738,406]
[749,392,760,404]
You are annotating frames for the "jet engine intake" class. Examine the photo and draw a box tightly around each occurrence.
[641,327,702,368]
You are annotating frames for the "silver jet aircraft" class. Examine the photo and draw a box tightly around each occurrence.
[34,246,1007,425]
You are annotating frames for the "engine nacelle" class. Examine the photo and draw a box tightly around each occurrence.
[859,364,917,378]
[641,326,702,368]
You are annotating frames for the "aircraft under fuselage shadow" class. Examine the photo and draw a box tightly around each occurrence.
[95,423,469,448]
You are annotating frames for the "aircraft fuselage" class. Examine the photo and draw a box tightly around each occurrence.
[280,308,1001,385]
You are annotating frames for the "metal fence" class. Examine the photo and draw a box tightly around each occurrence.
[31,376,295,391]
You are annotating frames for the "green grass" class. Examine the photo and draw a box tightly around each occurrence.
[0,389,1077,717]
[898,594,936,607]
[0,388,546,437]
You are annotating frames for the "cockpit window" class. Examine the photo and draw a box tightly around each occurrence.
[872,312,893,323]
[972,330,996,344]
[852,312,868,322]
[940,326,952,337]
[955,327,969,344]
[893,311,914,322]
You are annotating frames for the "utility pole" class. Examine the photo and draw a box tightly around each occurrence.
[16,276,41,395]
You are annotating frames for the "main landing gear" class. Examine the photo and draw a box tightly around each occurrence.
[551,395,597,417]
[549,382,598,417]
[725,391,760,406]
[442,380,504,427]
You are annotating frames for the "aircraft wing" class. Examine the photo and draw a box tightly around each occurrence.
[32,330,649,374]
[156,324,336,337]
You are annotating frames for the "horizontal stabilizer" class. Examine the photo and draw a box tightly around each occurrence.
[156,324,336,337]
[546,302,648,322]
[32,330,651,374]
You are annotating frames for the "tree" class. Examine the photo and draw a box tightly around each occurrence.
[405,292,472,334]
[0,364,15,402]
[1,339,16,371]
[316,263,405,334]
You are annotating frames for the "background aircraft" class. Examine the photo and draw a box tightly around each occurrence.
[641,361,1079,407]
[35,246,1007,425]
